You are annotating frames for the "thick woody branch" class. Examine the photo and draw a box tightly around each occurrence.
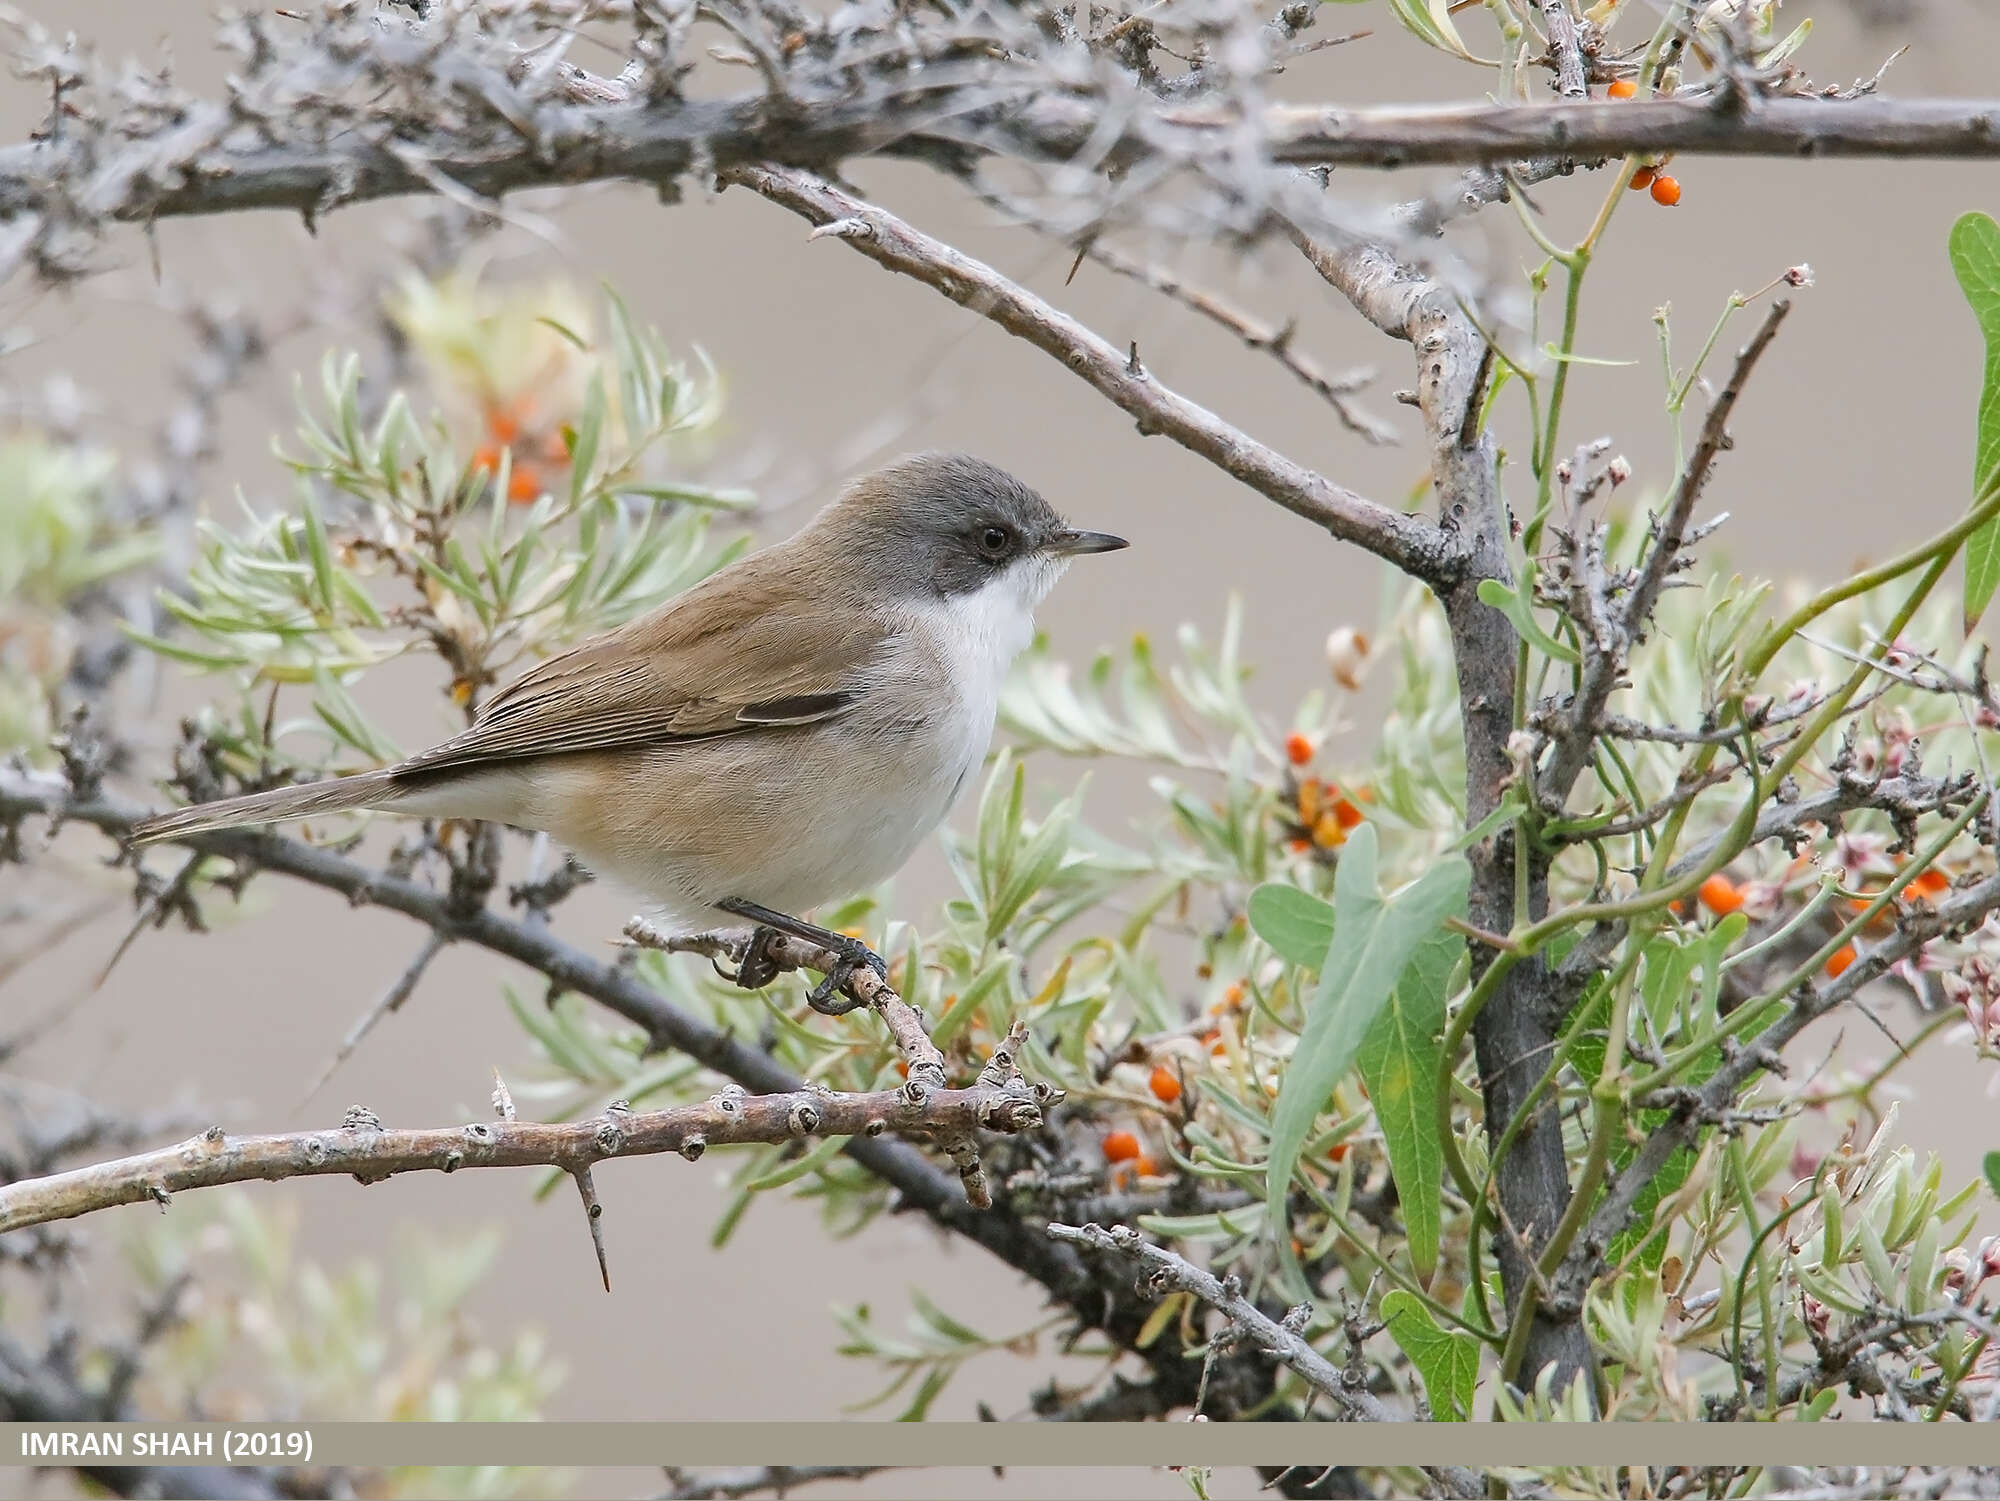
[11,92,2000,235]
[721,163,1451,580]
[1257,96,2000,165]
[1047,1223,1483,1496]
[1292,192,1598,1399]
[0,1079,1045,1238]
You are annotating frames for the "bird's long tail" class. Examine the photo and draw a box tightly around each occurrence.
[127,769,403,845]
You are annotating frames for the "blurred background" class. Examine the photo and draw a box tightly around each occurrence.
[5,1,2000,1497]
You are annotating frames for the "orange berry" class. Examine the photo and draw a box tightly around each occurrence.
[1697,875,1744,916]
[1826,944,1857,979]
[1207,1032,1227,1056]
[471,444,503,472]
[1287,837,1312,855]
[486,407,522,445]
[1629,167,1655,191]
[1650,174,1682,207]
[1311,811,1351,850]
[1224,981,1245,1010]
[1149,1065,1182,1104]
[1286,731,1314,766]
[1607,79,1639,99]
[507,467,543,503]
[1327,1141,1349,1163]
[1297,778,1323,823]
[1102,1130,1141,1164]
[1910,868,1950,898]
[1134,1155,1160,1178]
[1332,798,1365,831]
[895,1059,909,1079]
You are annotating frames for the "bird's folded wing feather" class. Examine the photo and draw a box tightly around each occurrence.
[391,556,890,780]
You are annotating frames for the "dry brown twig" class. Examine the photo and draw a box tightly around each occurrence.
[0,1054,1051,1260]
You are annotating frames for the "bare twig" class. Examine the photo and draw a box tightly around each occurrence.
[1046,1223,1484,1497]
[297,928,450,1110]
[1071,237,1396,443]
[661,1467,886,1501]
[1534,0,1589,99]
[1537,299,1791,805]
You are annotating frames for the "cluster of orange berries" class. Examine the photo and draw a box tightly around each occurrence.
[1605,78,1681,207]
[469,400,571,504]
[1690,861,1953,982]
[1100,1130,1161,1180]
[1281,732,1368,855]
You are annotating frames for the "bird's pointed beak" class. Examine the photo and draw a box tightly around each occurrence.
[1047,527,1130,557]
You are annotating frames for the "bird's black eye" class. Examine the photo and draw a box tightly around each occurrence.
[977,525,1013,559]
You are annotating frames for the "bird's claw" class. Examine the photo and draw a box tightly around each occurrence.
[733,926,786,992]
[806,935,886,1016]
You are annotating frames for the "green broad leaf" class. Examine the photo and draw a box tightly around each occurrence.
[1355,930,1463,1279]
[1476,576,1580,664]
[1983,1150,2000,1199]
[1247,883,1336,969]
[1949,212,2000,631]
[1265,825,1469,1251]
[1380,1290,1479,1421]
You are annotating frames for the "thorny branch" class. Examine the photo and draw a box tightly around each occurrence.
[0,1076,1047,1243]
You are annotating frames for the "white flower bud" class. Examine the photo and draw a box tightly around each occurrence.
[1325,626,1371,691]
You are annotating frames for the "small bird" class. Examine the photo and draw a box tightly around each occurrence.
[129,453,1127,1009]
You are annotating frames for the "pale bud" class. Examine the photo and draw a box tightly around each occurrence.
[1943,1247,1973,1297]
[1324,626,1372,692]
[1784,264,1815,288]
[1607,455,1632,487]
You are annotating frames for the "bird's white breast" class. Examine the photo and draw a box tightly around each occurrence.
[891,555,1060,801]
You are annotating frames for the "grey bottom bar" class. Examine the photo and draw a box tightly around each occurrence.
[5,1422,1996,1470]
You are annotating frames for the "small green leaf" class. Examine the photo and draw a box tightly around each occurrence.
[1384,0,1487,62]
[1983,1150,2000,1199]
[1266,825,1469,1256]
[568,372,606,505]
[1476,576,1580,664]
[1380,1290,1480,1420]
[1247,883,1335,969]
[1949,211,2000,631]
[1356,931,1463,1279]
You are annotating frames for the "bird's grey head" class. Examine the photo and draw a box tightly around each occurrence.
[816,452,1127,607]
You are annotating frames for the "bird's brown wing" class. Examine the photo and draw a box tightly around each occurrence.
[391,549,889,781]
